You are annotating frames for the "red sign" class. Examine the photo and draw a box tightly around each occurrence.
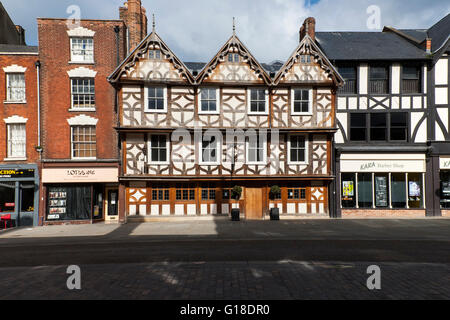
[4,203,15,207]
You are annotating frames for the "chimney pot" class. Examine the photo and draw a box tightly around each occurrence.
[426,38,432,54]
[299,17,316,42]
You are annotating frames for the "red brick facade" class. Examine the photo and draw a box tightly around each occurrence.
[37,18,126,161]
[0,52,39,163]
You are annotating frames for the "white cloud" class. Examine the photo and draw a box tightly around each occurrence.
[2,0,449,63]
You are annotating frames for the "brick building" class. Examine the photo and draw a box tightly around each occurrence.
[0,3,40,227]
[38,0,147,224]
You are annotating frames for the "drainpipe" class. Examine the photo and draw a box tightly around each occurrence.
[35,60,41,151]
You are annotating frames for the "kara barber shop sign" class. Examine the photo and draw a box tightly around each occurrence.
[42,168,118,183]
[341,159,426,173]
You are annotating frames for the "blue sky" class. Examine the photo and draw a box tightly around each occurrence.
[2,0,449,63]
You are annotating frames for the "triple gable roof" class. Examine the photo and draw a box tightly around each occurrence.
[108,30,344,87]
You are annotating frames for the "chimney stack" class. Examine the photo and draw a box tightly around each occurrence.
[120,0,148,53]
[15,25,25,45]
[299,17,316,42]
[425,38,432,54]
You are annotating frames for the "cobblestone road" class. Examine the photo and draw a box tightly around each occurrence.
[1,261,449,300]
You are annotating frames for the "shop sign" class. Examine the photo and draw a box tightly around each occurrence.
[440,158,450,169]
[341,160,425,173]
[42,168,118,183]
[0,169,35,179]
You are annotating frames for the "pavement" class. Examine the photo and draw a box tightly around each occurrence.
[0,219,449,300]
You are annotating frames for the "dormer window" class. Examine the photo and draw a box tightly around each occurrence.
[228,53,240,63]
[70,37,94,63]
[149,50,161,59]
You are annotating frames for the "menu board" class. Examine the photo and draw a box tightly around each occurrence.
[47,188,67,220]
[375,176,388,207]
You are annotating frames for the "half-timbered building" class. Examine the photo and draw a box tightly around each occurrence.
[316,13,449,218]
[109,18,343,221]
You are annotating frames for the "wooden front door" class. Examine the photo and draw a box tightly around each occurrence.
[245,188,263,220]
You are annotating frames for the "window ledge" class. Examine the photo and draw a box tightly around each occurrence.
[69,61,95,65]
[4,157,27,161]
[248,112,269,116]
[200,162,221,166]
[145,110,168,114]
[69,108,96,112]
[246,162,267,166]
[288,162,309,166]
[198,111,220,115]
[148,162,170,166]
[292,112,313,116]
[3,101,27,104]
[71,157,97,161]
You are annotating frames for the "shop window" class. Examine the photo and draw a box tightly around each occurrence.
[287,187,306,200]
[341,173,356,208]
[374,174,389,207]
[391,173,407,208]
[222,189,232,200]
[152,185,170,201]
[20,183,34,212]
[47,186,91,221]
[176,185,195,201]
[350,114,367,141]
[440,171,450,209]
[201,185,216,201]
[408,173,423,208]
[0,182,15,213]
[357,173,373,208]
[370,113,387,141]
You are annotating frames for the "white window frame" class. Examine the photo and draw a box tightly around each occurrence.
[70,37,94,64]
[291,88,313,115]
[245,133,267,165]
[70,78,96,111]
[6,123,26,160]
[198,132,222,165]
[70,125,97,160]
[148,134,170,165]
[144,86,168,113]
[287,134,309,165]
[198,87,220,115]
[247,88,269,115]
[6,73,26,103]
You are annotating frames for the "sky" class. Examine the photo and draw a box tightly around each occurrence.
[2,0,449,63]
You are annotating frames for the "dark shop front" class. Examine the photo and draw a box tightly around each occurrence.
[0,164,39,227]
